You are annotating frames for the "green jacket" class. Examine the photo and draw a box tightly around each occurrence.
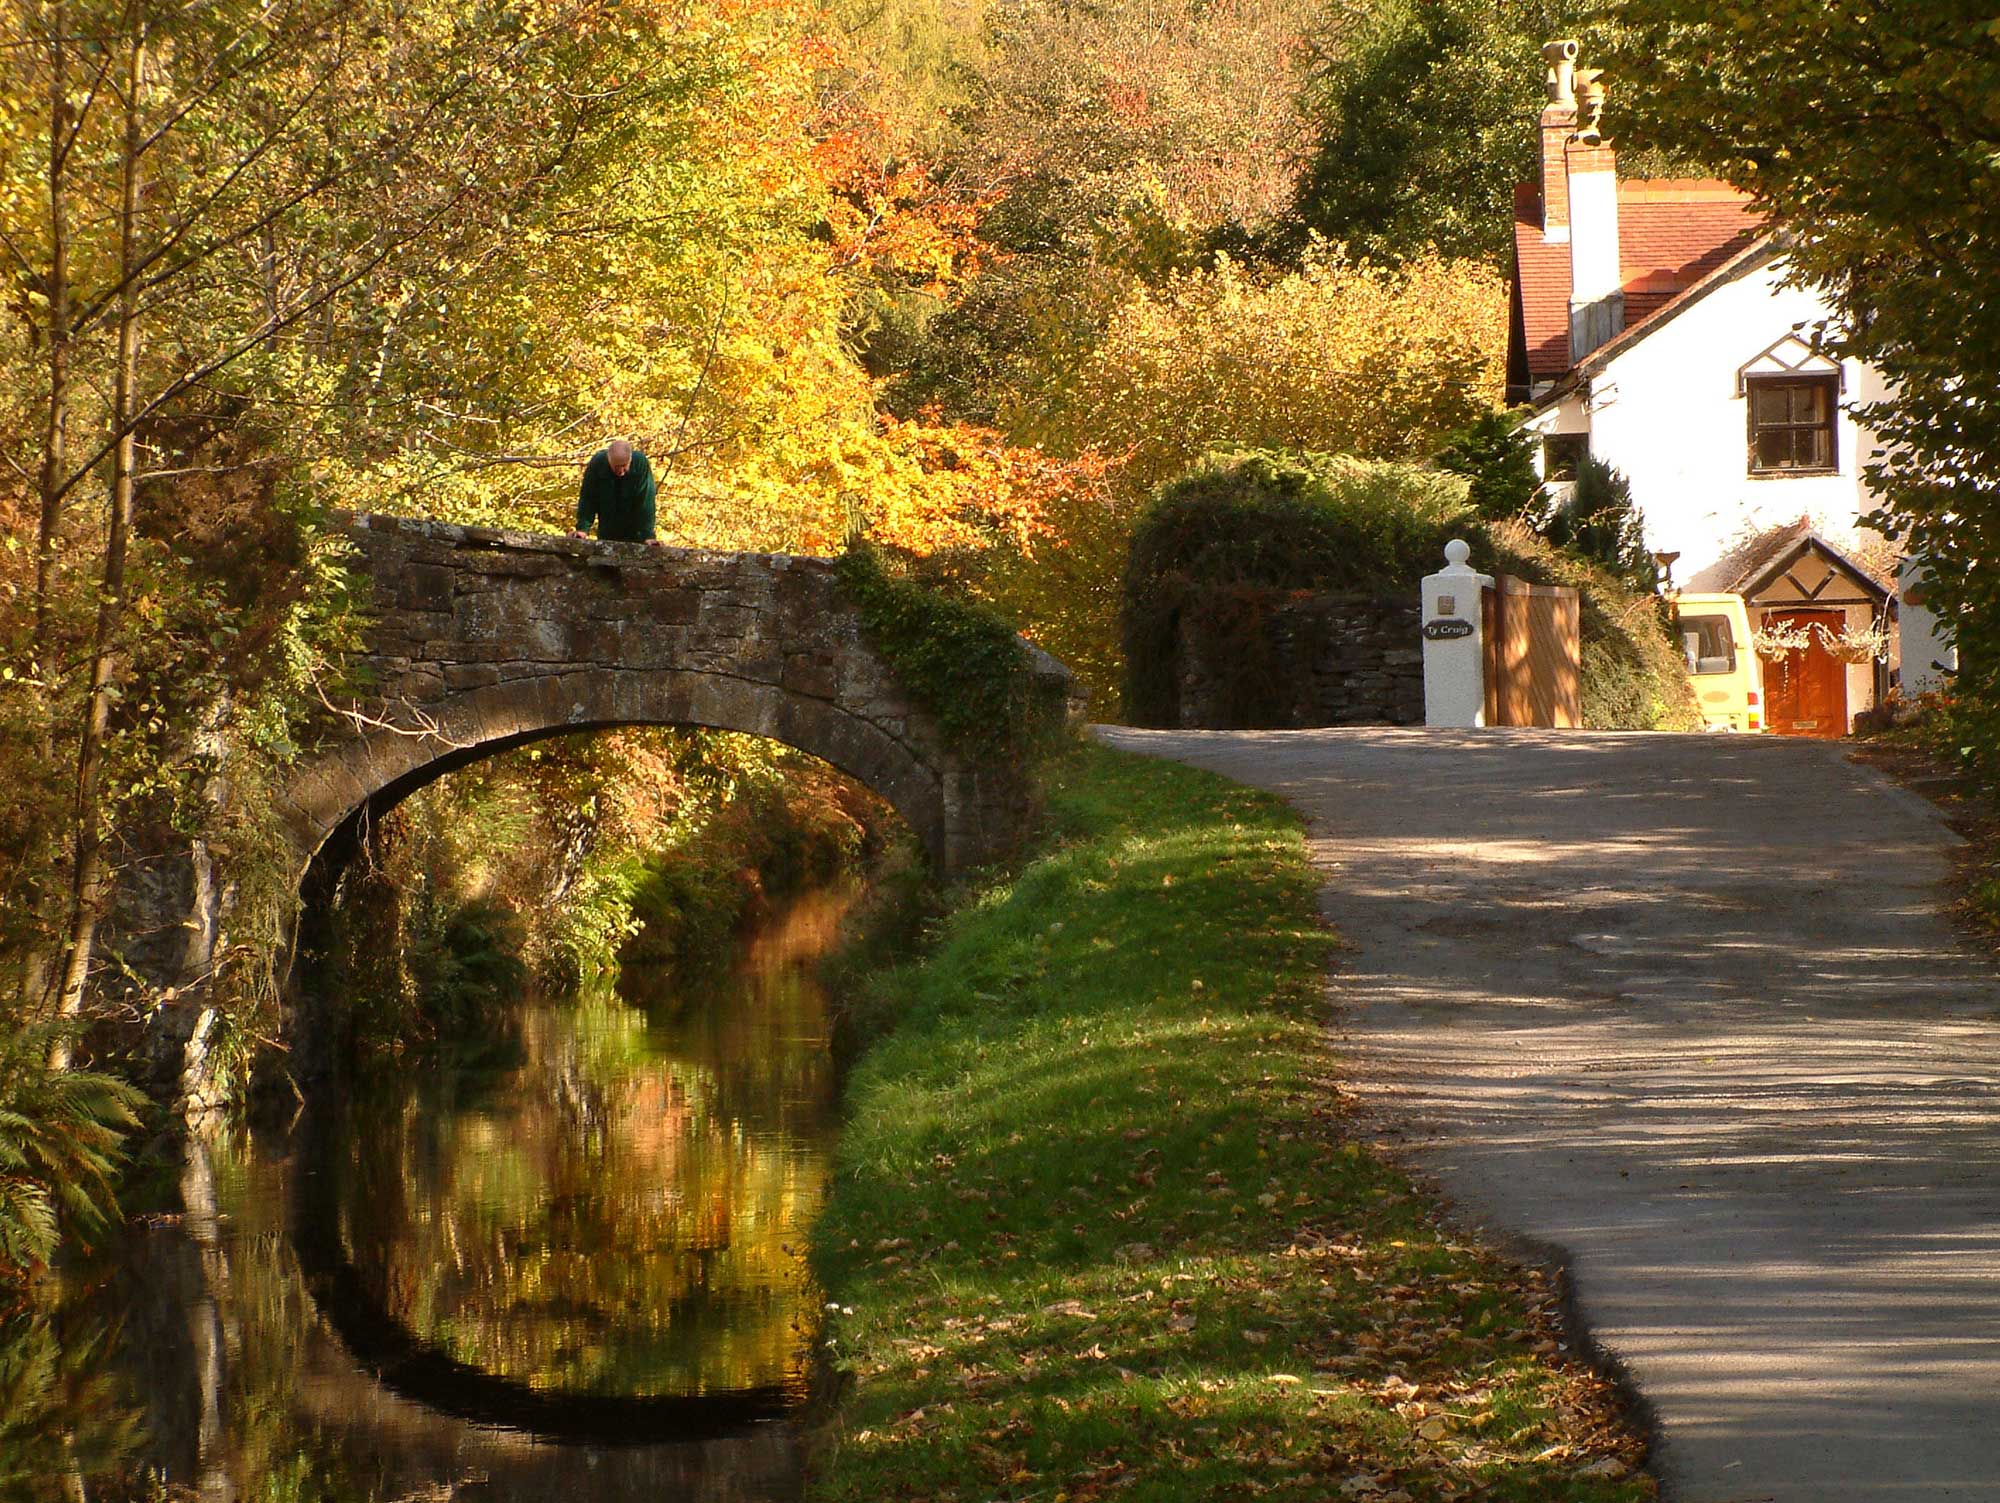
[576,448,657,542]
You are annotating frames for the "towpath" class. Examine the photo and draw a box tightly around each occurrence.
[1099,726,2000,1503]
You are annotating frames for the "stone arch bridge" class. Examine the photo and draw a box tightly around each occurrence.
[120,513,1073,1098]
[287,513,1065,874]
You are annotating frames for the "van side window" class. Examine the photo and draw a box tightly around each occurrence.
[1679,614,1736,675]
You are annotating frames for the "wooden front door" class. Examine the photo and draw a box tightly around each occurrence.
[1761,608,1847,737]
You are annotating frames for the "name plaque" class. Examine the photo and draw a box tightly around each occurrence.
[1423,618,1475,641]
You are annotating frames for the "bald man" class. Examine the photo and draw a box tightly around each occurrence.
[572,438,660,545]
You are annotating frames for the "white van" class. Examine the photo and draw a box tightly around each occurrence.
[1674,592,1763,732]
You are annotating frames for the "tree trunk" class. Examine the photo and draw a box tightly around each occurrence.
[33,0,72,653]
[18,1,75,1019]
[52,18,147,1057]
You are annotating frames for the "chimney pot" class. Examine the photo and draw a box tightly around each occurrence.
[1574,68,1609,143]
[1542,40,1579,105]
[1537,40,1584,237]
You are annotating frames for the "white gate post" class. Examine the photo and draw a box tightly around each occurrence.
[1421,539,1494,728]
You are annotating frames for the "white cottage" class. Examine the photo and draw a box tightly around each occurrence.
[1504,42,1932,734]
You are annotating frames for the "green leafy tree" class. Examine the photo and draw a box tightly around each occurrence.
[1437,407,1541,520]
[1289,0,1570,266]
[1610,0,2000,769]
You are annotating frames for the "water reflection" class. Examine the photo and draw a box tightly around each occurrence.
[6,888,850,1502]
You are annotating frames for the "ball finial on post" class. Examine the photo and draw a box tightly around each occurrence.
[1444,538,1472,568]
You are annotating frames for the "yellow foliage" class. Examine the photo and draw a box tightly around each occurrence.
[970,476,1139,718]
[1021,248,1508,494]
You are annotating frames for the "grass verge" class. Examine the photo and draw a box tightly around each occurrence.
[807,742,1651,1502]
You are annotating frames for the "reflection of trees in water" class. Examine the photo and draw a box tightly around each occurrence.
[43,1127,803,1500]
[0,1305,145,1500]
[25,891,845,1501]
[337,900,841,1398]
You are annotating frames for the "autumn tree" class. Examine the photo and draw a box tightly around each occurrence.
[0,0,636,1028]
[853,0,1322,422]
[1023,249,1508,495]
[0,0,929,1054]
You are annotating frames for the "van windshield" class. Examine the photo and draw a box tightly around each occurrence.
[1679,614,1736,675]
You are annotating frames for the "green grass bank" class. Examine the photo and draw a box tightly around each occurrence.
[807,744,1651,1502]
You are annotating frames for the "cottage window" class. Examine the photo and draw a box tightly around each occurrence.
[1542,433,1587,482]
[1679,614,1736,675]
[1747,376,1838,474]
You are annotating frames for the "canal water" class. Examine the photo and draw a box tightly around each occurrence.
[5,889,852,1502]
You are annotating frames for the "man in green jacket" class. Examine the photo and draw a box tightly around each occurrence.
[572,438,660,545]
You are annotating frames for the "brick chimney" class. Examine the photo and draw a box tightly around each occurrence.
[1565,60,1624,361]
[1538,41,1578,240]
[1539,43,1625,362]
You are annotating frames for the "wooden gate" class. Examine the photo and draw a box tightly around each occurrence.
[1482,575,1582,727]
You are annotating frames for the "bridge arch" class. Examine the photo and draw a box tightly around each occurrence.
[284,665,952,874]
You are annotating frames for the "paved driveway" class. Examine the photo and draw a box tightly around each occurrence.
[1098,727,2000,1503]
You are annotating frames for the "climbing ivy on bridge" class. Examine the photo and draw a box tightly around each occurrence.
[834,544,1066,759]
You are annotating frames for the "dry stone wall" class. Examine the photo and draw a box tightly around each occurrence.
[1173,591,1424,729]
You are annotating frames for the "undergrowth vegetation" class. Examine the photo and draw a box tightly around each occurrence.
[808,744,1652,1502]
[0,1023,143,1291]
[619,760,888,977]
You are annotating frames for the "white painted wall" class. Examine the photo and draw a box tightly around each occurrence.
[1525,256,1889,583]
[1898,554,1958,696]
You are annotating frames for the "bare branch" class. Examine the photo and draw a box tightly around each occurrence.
[313,675,472,752]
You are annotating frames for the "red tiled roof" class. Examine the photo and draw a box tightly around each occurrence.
[1512,178,1763,384]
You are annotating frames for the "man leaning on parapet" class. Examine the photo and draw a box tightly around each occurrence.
[571,437,662,547]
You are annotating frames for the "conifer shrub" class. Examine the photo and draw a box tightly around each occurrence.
[1438,407,1543,521]
[1542,456,1659,593]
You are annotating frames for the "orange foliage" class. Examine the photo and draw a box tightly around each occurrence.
[864,412,1112,558]
[812,125,994,292]
[806,9,996,293]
